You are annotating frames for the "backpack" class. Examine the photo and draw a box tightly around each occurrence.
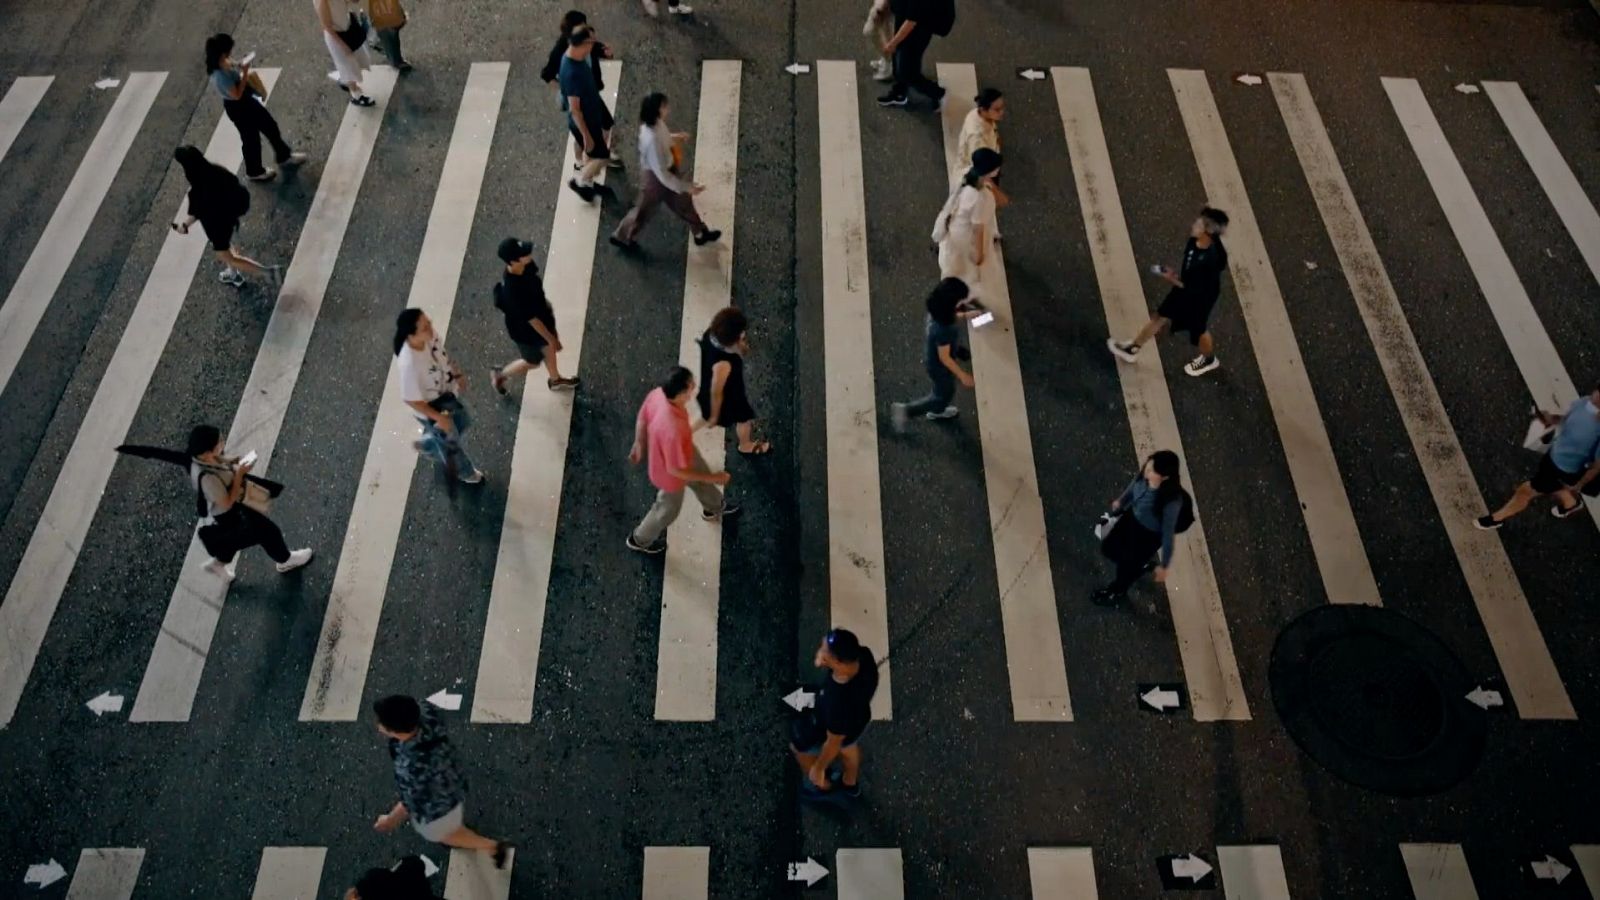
[923,0,955,37]
[1167,488,1196,534]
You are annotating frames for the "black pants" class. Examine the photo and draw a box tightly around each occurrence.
[890,28,943,101]
[1101,516,1163,595]
[223,97,294,178]
[215,506,291,564]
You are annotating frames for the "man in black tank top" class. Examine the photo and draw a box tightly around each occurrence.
[789,628,880,797]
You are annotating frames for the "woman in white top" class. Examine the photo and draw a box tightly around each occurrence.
[188,424,313,581]
[315,0,375,106]
[394,308,484,484]
[954,88,1009,212]
[610,92,722,250]
[934,148,1002,294]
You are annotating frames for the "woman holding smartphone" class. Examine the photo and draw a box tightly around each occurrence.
[189,425,313,581]
[170,145,281,291]
[889,277,982,432]
[204,33,307,182]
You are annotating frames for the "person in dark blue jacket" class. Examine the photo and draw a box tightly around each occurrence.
[1093,450,1189,605]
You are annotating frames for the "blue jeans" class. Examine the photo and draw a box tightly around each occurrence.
[416,395,476,475]
[904,366,956,416]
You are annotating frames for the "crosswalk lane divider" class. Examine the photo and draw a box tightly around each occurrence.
[250,846,326,900]
[64,848,144,900]
[0,76,53,168]
[1052,65,1249,721]
[1168,68,1384,607]
[1271,72,1573,719]
[129,66,400,723]
[1217,844,1291,899]
[642,846,710,899]
[1572,845,1600,895]
[0,69,282,727]
[444,847,513,900]
[816,60,893,720]
[298,62,510,722]
[655,60,741,721]
[469,59,622,724]
[837,848,904,900]
[937,63,1072,721]
[1398,843,1480,900]
[0,70,165,396]
[1383,76,1600,532]
[1027,846,1099,898]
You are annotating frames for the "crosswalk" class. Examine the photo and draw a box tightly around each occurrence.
[0,56,1596,739]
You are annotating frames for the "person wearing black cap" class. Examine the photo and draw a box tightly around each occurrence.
[488,238,579,395]
[1108,207,1231,377]
[789,628,880,797]
[933,148,1001,297]
[345,855,438,900]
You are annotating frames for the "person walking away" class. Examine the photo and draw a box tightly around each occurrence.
[877,0,954,109]
[346,856,438,900]
[189,425,313,581]
[1477,384,1600,529]
[863,0,895,82]
[1108,207,1231,377]
[365,0,411,72]
[1092,450,1193,605]
[316,0,376,106]
[560,26,617,202]
[789,629,880,797]
[487,238,579,395]
[394,309,484,484]
[371,695,512,869]
[626,366,740,554]
[539,11,614,168]
[890,277,980,431]
[204,33,308,183]
[610,92,722,250]
[954,88,1009,234]
[170,145,282,291]
[933,148,1001,296]
[697,306,768,455]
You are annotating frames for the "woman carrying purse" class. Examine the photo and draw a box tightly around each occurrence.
[315,0,376,106]
[189,425,314,581]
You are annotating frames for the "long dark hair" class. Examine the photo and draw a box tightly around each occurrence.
[393,308,424,356]
[963,148,1002,188]
[1148,450,1182,502]
[204,33,233,74]
[925,277,968,326]
[640,92,668,127]
[173,145,235,194]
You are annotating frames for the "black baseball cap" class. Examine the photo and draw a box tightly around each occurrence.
[498,237,533,263]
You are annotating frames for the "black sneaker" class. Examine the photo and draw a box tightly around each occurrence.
[609,235,638,251]
[568,178,597,202]
[1107,338,1140,363]
[876,92,908,108]
[702,501,741,521]
[627,532,667,554]
[1090,587,1122,606]
[693,228,722,246]
[1473,514,1503,531]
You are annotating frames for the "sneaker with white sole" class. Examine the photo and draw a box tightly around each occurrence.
[246,168,277,183]
[871,59,894,82]
[1107,338,1140,363]
[1473,514,1503,531]
[203,557,238,581]
[641,0,660,15]
[701,501,741,522]
[670,2,693,13]
[627,532,667,554]
[279,151,308,168]
[221,270,246,289]
[1183,354,1220,376]
[459,468,486,484]
[1552,502,1583,519]
[925,406,959,420]
[275,548,314,574]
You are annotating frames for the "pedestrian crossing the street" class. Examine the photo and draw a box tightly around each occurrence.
[0,57,1596,742]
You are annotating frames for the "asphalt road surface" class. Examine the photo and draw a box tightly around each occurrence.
[1,0,1599,896]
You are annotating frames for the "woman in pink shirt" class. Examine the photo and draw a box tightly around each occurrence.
[626,367,739,554]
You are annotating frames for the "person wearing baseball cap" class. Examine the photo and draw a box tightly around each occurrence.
[489,238,579,395]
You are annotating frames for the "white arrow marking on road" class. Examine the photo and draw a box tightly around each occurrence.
[1454,83,1481,94]
[93,78,121,90]
[1019,68,1046,81]
[426,690,462,711]
[1172,854,1213,882]
[421,854,439,878]
[787,857,829,886]
[24,859,66,888]
[1304,260,1319,270]
[1141,686,1181,711]
[785,63,811,76]
[86,691,124,716]
[1465,686,1503,709]
[1531,854,1571,883]
[1236,74,1263,86]
[782,688,815,711]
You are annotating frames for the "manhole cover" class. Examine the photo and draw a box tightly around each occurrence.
[1271,605,1486,796]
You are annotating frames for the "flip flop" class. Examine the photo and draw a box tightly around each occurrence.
[737,441,771,456]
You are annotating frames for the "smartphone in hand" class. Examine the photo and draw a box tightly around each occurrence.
[239,450,259,468]
[1149,264,1165,276]
[971,311,996,329]
[239,51,256,66]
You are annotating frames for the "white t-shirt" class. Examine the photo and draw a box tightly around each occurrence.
[948,184,996,240]
[396,338,455,404]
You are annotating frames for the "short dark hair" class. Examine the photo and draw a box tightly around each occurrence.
[186,424,221,458]
[975,87,1003,110]
[661,365,694,399]
[204,33,234,73]
[559,9,588,34]
[640,92,668,127]
[925,277,968,325]
[393,308,424,356]
[708,306,746,346]
[373,694,422,732]
[569,24,595,45]
[825,628,862,663]
[1200,207,1229,233]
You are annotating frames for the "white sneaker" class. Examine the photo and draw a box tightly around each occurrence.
[871,59,893,82]
[275,548,314,573]
[203,558,237,581]
[459,468,485,484]
[670,2,694,13]
[641,0,660,15]
[1107,338,1140,363]
[925,406,959,420]
[220,269,246,288]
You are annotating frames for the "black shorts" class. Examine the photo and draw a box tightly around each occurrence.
[1529,452,1583,494]
[1156,288,1218,345]
[513,340,546,365]
[200,215,239,252]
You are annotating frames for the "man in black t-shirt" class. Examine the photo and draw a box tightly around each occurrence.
[1108,206,1231,377]
[488,238,580,395]
[789,628,880,797]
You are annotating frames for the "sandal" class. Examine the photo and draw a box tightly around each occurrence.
[737,440,771,456]
[350,94,375,107]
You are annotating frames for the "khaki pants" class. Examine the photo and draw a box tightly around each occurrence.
[632,448,724,544]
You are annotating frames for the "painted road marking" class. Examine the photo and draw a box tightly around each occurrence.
[1053,66,1248,721]
[1218,844,1291,899]
[0,70,282,728]
[817,60,892,720]
[1027,847,1099,898]
[643,846,710,899]
[129,67,398,722]
[0,76,52,167]
[64,848,144,900]
[444,847,512,900]
[1384,77,1600,532]
[1572,845,1600,895]
[1399,843,1479,900]
[939,63,1071,722]
[469,60,621,724]
[299,62,509,721]
[0,71,165,394]
[1273,72,1572,719]
[657,60,741,721]
[1169,68,1382,607]
[251,847,326,900]
[837,849,903,900]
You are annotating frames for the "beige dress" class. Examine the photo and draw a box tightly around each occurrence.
[318,0,372,87]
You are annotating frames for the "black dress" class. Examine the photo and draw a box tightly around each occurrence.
[696,333,755,426]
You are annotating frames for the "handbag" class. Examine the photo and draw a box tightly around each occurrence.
[245,69,269,100]
[930,184,963,243]
[368,0,406,30]
[196,463,275,516]
[1093,511,1121,542]
[338,12,367,51]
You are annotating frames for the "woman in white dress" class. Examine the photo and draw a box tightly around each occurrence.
[953,88,1009,212]
[934,148,1002,295]
[315,0,375,106]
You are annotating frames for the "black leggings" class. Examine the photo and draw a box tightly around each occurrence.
[216,506,291,564]
[1101,516,1162,595]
